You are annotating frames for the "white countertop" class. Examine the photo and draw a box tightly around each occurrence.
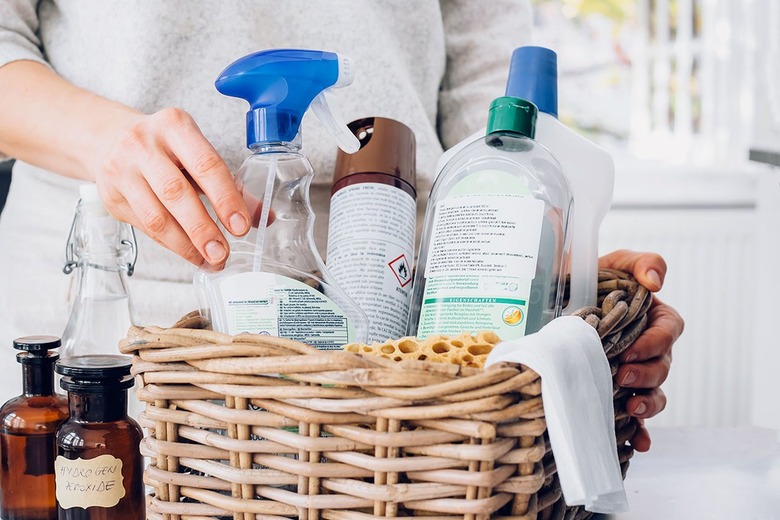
[608,427,780,519]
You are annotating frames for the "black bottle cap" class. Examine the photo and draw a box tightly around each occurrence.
[14,335,60,364]
[14,335,61,354]
[56,355,134,392]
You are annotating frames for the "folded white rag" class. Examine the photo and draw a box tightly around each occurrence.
[486,316,629,513]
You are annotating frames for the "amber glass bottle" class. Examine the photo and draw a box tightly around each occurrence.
[54,356,144,520]
[0,336,70,520]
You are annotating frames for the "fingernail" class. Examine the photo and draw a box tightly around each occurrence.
[625,353,638,363]
[634,402,647,416]
[647,269,662,290]
[229,212,248,235]
[621,370,637,386]
[205,240,226,264]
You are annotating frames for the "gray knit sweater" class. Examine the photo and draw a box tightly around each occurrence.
[0,0,531,398]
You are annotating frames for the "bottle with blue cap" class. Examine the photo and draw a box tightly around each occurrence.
[407,96,573,340]
[435,46,614,312]
[194,49,368,347]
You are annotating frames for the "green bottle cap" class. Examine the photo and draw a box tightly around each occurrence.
[486,96,537,139]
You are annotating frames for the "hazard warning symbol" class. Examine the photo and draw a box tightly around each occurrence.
[388,254,412,288]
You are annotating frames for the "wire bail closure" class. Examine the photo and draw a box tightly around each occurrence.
[122,227,138,276]
[63,202,138,276]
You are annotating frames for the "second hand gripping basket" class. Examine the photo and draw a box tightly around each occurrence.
[122,269,651,520]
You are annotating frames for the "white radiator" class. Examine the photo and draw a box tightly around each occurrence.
[597,166,768,428]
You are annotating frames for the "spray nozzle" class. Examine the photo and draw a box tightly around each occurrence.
[216,49,359,153]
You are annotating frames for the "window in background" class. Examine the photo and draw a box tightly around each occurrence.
[532,0,762,166]
[532,0,636,147]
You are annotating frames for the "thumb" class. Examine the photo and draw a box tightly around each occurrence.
[599,249,667,292]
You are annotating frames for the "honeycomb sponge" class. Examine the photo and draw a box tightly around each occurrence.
[344,331,501,368]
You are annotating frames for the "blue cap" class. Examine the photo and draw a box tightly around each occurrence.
[216,49,342,148]
[505,46,558,118]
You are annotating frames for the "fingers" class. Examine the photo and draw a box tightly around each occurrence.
[629,419,652,452]
[626,387,667,419]
[100,183,206,267]
[620,299,684,363]
[143,154,229,266]
[91,108,253,268]
[600,249,680,450]
[599,249,667,292]
[617,353,671,389]
[161,108,250,237]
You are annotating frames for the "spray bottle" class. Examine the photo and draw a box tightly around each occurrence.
[195,49,368,347]
[434,46,614,312]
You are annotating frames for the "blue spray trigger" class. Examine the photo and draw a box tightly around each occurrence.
[216,49,358,152]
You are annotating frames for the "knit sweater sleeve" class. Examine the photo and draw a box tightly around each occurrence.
[437,0,533,150]
[0,0,48,69]
[0,0,50,160]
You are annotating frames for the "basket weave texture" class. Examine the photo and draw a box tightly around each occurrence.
[122,269,650,520]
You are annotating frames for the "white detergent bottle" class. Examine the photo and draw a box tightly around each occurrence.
[408,97,572,340]
[434,46,614,312]
[194,49,368,347]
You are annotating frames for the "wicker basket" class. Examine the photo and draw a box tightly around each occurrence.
[122,269,650,520]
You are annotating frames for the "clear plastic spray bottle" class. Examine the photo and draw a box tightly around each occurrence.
[195,49,368,347]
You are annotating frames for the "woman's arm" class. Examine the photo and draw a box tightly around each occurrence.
[0,60,250,268]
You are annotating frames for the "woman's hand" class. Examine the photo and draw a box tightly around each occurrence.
[598,249,685,452]
[90,108,251,268]
[0,61,251,269]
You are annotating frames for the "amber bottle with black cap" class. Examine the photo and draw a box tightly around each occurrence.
[326,117,417,343]
[0,336,69,520]
[54,356,144,520]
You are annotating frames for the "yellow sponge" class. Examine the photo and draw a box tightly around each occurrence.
[344,331,500,368]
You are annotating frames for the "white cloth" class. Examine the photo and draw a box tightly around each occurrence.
[0,0,533,401]
[486,316,629,514]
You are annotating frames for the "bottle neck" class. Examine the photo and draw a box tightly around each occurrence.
[74,259,131,297]
[68,390,128,422]
[21,361,56,396]
[69,205,134,272]
[249,141,301,154]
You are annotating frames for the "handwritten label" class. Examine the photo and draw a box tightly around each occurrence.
[55,454,125,509]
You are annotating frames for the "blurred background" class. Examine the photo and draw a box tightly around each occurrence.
[531,0,780,432]
[0,161,8,214]
[1,0,777,433]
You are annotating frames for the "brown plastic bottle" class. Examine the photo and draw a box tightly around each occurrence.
[0,336,70,520]
[54,356,144,520]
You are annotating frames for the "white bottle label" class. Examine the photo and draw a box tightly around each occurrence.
[218,272,355,349]
[418,173,544,340]
[327,183,416,343]
[55,454,125,510]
